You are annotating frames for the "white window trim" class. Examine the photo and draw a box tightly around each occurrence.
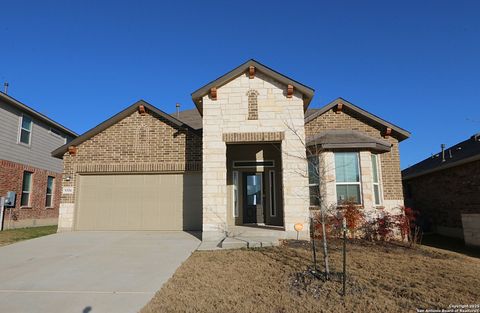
[232,171,239,218]
[371,154,384,206]
[269,170,276,217]
[46,176,55,208]
[18,114,33,146]
[308,155,320,207]
[334,152,363,205]
[21,171,33,207]
[254,173,264,207]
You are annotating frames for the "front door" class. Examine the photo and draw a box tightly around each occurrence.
[243,172,263,224]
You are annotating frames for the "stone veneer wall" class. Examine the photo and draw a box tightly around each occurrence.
[305,108,404,214]
[202,72,310,240]
[58,108,202,231]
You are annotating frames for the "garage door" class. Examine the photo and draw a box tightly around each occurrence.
[75,173,202,231]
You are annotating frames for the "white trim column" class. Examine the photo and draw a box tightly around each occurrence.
[318,151,337,208]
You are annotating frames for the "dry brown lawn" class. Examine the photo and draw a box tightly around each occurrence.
[142,239,480,313]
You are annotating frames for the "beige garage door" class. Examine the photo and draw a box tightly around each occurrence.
[75,173,202,231]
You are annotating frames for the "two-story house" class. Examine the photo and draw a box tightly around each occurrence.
[0,91,77,229]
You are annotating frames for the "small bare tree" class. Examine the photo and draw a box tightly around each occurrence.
[306,143,338,280]
[278,119,340,280]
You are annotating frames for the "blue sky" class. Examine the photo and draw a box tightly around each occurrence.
[1,0,479,169]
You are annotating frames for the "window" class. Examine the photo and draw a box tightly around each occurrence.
[45,176,54,207]
[233,171,239,217]
[19,115,33,145]
[308,155,320,206]
[335,152,361,204]
[246,90,259,120]
[21,171,33,206]
[371,154,382,206]
[246,174,262,206]
[269,171,276,216]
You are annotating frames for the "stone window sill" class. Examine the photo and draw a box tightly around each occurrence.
[45,207,54,210]
[20,206,32,209]
[337,204,363,208]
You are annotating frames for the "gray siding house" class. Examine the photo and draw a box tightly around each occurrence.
[0,91,77,229]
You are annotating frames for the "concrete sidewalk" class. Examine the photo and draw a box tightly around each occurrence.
[0,231,200,313]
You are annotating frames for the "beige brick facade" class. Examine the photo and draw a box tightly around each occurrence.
[202,72,310,240]
[306,108,404,197]
[222,131,285,143]
[58,108,202,231]
[305,107,404,215]
[57,63,408,240]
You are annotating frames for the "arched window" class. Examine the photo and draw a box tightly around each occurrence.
[247,90,259,120]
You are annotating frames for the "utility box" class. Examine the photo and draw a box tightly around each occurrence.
[4,191,16,207]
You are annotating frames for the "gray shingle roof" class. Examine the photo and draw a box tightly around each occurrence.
[306,129,392,152]
[0,91,78,137]
[174,109,202,130]
[305,108,319,119]
[305,98,410,141]
[175,98,409,143]
[402,133,480,180]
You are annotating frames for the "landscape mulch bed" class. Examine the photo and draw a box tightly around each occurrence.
[142,238,480,313]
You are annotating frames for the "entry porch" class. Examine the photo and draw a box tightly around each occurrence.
[226,143,285,230]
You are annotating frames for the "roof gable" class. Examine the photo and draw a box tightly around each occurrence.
[52,100,198,158]
[0,91,78,137]
[305,98,411,141]
[191,59,315,115]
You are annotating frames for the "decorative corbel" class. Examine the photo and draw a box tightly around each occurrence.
[68,146,77,156]
[287,85,294,98]
[335,102,343,114]
[249,66,255,79]
[138,104,146,115]
[383,127,392,138]
[210,87,217,100]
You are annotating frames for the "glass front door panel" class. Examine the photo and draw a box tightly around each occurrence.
[246,174,262,206]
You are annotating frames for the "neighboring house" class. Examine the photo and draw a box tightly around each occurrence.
[402,134,480,247]
[0,92,77,229]
[52,60,409,242]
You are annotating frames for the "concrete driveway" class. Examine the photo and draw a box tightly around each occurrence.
[0,231,200,313]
